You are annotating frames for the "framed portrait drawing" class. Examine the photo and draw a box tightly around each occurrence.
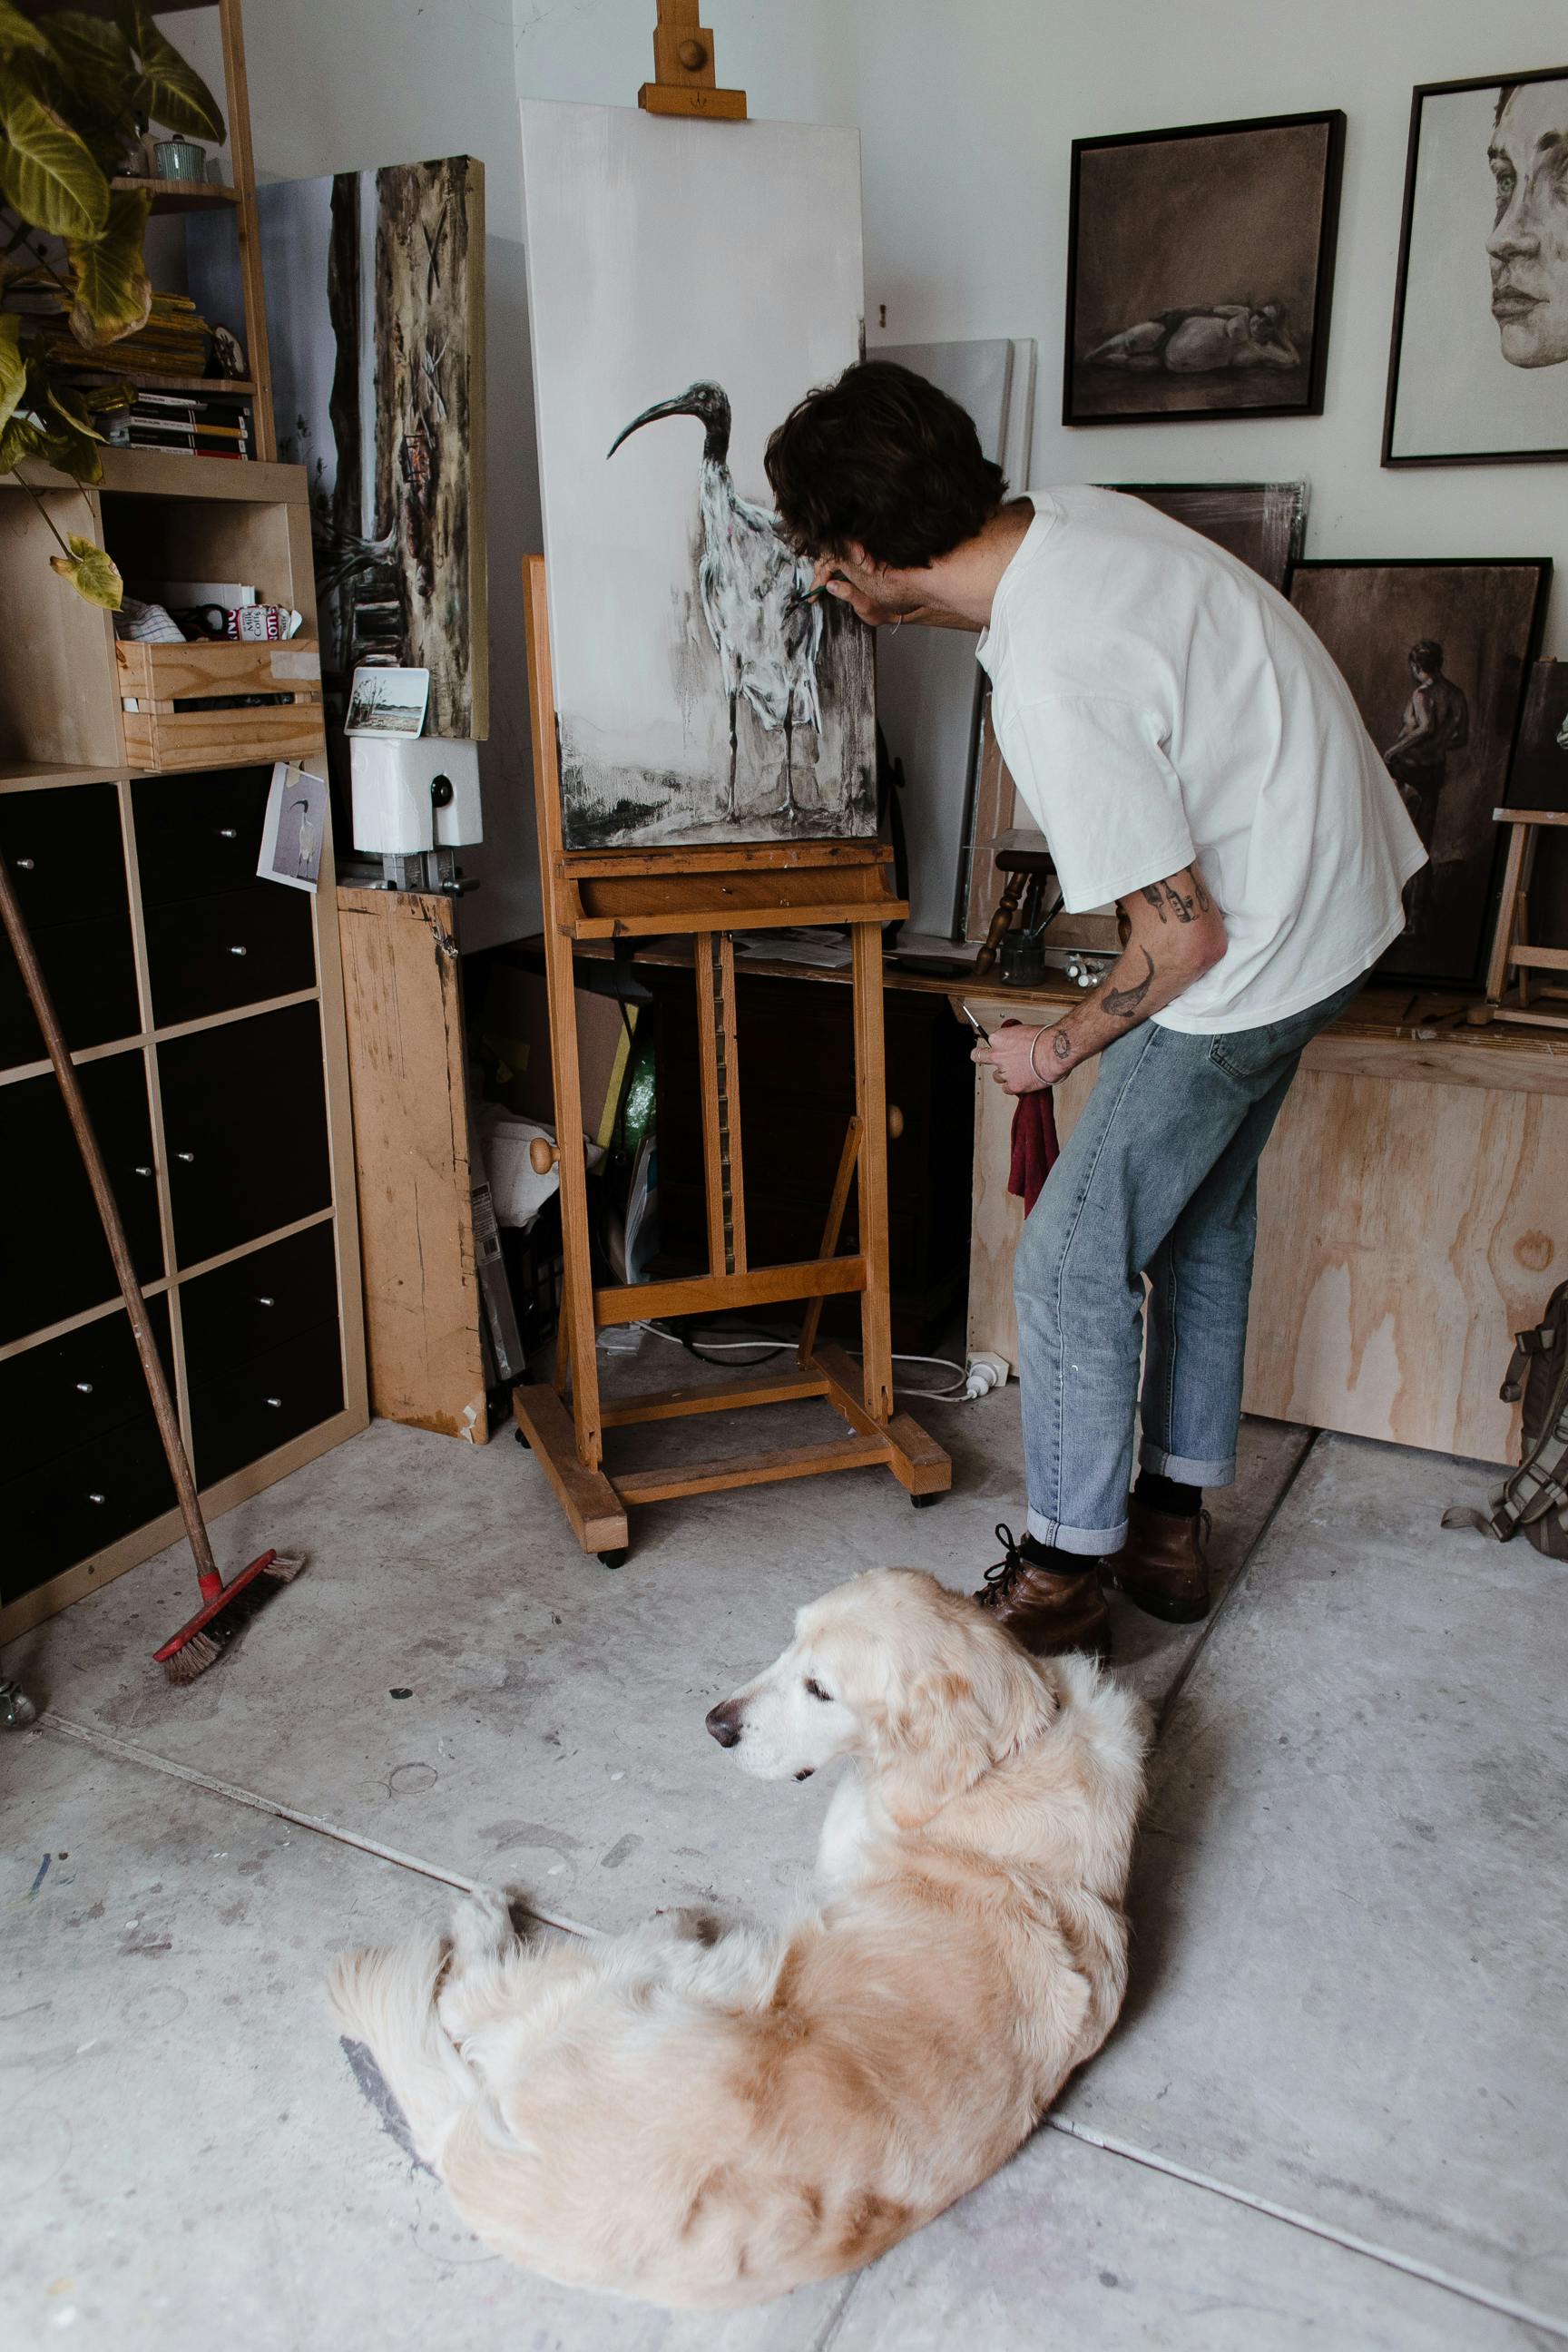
[1063,112,1345,426]
[1287,559,1551,985]
[1102,482,1308,590]
[1385,66,1568,466]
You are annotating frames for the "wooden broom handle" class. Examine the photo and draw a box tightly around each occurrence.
[0,851,220,1591]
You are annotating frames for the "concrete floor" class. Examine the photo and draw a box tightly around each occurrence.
[5,1348,1563,2348]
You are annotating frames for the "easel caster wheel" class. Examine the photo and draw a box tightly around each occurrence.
[514,1426,531,1450]
[597,1548,629,1569]
[910,1492,939,1509]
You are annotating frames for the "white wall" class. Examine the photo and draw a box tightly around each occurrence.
[213,0,1568,943]
[514,0,1567,653]
[185,0,542,946]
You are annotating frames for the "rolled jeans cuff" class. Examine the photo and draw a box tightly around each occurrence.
[1026,1509,1128,1558]
[1139,1440,1236,1488]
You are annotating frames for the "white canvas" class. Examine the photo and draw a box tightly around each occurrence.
[1391,77,1568,461]
[521,101,875,849]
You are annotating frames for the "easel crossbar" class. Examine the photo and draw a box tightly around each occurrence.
[600,1367,829,1427]
[612,1435,891,1505]
[593,1257,868,1328]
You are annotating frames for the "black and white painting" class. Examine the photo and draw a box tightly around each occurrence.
[1288,560,1551,985]
[521,102,875,851]
[191,155,487,740]
[1064,113,1344,426]
[1386,69,1568,466]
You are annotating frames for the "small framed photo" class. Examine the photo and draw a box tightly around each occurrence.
[345,664,430,738]
[258,760,328,894]
[1287,558,1551,985]
[1063,112,1345,426]
[1385,67,1568,466]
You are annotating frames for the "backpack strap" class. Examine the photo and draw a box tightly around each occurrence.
[1444,1377,1568,1543]
[1499,1318,1557,1406]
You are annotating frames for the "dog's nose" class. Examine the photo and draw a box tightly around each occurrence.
[706,1700,743,1748]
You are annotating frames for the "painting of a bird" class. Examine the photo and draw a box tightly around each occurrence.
[609,381,825,825]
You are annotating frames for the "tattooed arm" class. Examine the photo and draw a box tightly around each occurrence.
[972,861,1226,1095]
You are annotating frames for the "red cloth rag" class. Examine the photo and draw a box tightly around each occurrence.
[1000,1020,1061,1214]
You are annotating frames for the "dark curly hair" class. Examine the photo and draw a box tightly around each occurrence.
[764,360,1007,569]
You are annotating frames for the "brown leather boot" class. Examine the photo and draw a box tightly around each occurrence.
[1102,1498,1211,1623]
[973,1524,1112,1660]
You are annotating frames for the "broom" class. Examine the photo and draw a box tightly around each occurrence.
[0,848,301,1683]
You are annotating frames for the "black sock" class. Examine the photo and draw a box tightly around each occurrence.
[1019,1532,1100,1576]
[1136,1469,1201,1518]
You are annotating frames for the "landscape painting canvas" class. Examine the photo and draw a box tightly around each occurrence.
[1105,482,1307,589]
[1288,560,1550,985]
[1386,68,1568,466]
[1065,113,1344,425]
[190,156,488,743]
[521,102,876,850]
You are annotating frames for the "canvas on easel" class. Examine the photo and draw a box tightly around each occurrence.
[520,100,876,850]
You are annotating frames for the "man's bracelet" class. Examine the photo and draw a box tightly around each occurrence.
[1027,1026,1053,1083]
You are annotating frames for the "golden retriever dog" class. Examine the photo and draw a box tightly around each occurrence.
[328,1568,1147,2308]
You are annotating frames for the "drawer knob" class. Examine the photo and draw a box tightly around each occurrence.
[256,1295,276,1308]
[229,945,248,956]
[87,1491,106,1505]
[218,828,238,840]
[14,856,35,871]
[176,1151,195,1163]
[264,1395,283,1408]
[75,1380,93,1394]
[133,1164,154,1179]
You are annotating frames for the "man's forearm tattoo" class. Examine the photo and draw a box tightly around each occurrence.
[1102,947,1156,1021]
[1052,1024,1073,1063]
[1140,872,1210,926]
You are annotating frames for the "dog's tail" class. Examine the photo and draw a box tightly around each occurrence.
[328,1931,478,2172]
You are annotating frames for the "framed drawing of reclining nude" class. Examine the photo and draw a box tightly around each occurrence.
[1385,65,1568,466]
[1063,111,1345,426]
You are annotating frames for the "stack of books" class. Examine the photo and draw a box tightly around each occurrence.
[48,289,213,380]
[104,388,252,462]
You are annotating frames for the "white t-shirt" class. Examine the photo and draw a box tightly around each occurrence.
[975,489,1427,1034]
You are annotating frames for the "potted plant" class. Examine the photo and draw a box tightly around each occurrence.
[0,0,226,603]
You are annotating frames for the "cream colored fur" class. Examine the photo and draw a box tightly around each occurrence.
[328,1568,1148,2309]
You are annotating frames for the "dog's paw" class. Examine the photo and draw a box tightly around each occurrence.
[650,1904,726,1946]
[450,1886,515,1968]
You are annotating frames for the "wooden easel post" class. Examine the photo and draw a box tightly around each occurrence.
[639,0,748,122]
[1483,807,1568,1032]
[514,555,951,1561]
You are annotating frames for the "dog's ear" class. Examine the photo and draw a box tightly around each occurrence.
[873,1643,1055,1832]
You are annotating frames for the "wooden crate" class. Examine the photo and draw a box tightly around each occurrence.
[116,636,324,771]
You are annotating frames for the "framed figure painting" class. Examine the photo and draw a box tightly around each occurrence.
[1064,112,1345,426]
[1386,67,1568,466]
[1288,559,1551,985]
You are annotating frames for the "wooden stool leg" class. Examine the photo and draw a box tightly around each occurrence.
[974,871,1024,979]
[1485,821,1529,1004]
[851,924,894,1423]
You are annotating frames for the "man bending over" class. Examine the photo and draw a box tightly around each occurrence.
[765,362,1425,1660]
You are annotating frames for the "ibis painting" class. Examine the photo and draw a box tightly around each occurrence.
[521,102,876,850]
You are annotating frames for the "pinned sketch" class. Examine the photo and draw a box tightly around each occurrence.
[521,102,876,850]
[258,761,328,893]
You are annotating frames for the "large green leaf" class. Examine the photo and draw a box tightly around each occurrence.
[46,10,139,139]
[47,11,136,74]
[0,1,55,60]
[37,421,103,485]
[50,530,122,607]
[47,385,106,441]
[0,310,24,436]
[67,184,152,347]
[133,19,224,143]
[0,69,111,238]
[0,409,45,474]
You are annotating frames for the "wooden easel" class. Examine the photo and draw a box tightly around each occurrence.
[1480,807,1568,1032]
[513,559,951,1561]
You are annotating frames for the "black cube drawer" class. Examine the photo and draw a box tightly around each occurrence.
[0,781,130,930]
[191,1316,344,1490]
[0,1050,163,1347]
[0,913,142,1072]
[0,1297,172,1470]
[7,1420,177,1607]
[179,1221,338,1376]
[143,886,314,1027]
[158,1001,330,1269]
[132,768,277,906]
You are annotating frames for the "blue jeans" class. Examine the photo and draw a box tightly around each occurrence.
[1013,980,1362,1555]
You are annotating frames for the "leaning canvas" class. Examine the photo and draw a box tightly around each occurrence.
[521,102,876,851]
